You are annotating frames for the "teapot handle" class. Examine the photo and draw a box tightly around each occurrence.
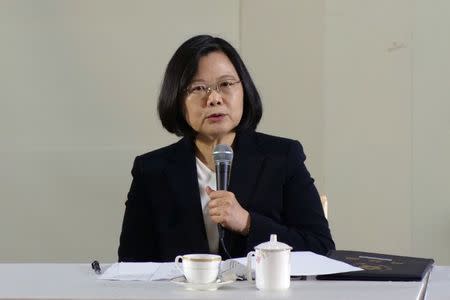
[246,251,255,282]
[174,255,184,275]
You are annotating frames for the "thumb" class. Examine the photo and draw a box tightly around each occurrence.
[205,186,215,195]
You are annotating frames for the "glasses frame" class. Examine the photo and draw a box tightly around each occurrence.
[185,80,241,98]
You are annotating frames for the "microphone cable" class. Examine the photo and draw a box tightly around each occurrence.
[219,226,231,259]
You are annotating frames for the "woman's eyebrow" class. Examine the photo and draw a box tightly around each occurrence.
[217,74,238,80]
[191,75,237,83]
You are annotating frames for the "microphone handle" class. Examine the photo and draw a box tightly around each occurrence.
[216,161,231,191]
[215,161,231,243]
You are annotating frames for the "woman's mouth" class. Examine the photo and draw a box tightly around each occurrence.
[207,113,225,121]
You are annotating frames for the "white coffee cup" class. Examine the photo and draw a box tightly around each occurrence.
[174,254,222,284]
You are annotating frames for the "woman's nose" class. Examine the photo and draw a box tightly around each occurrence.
[206,90,223,106]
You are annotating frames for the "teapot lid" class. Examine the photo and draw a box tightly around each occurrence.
[255,234,293,251]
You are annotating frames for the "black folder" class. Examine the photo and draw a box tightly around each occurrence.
[316,250,434,281]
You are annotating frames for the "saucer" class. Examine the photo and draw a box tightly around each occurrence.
[171,277,234,291]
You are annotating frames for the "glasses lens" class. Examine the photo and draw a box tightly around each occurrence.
[218,80,236,95]
[187,80,239,97]
[188,84,207,95]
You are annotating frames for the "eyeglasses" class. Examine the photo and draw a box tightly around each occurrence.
[186,80,241,98]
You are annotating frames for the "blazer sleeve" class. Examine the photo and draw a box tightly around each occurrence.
[118,156,155,262]
[246,141,335,255]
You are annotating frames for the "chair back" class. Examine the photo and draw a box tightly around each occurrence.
[320,195,328,219]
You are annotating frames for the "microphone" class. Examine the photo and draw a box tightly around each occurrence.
[212,144,233,258]
[213,144,233,191]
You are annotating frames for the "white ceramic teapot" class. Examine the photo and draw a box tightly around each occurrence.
[246,234,293,290]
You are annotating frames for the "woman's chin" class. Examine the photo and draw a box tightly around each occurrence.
[196,129,236,141]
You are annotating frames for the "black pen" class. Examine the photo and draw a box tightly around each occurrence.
[91,260,102,274]
[291,275,307,281]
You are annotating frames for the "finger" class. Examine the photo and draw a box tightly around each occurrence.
[208,198,219,209]
[208,196,226,208]
[210,215,222,225]
[208,190,231,199]
[208,207,221,217]
[208,198,231,210]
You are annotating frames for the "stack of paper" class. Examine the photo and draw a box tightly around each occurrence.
[99,251,362,281]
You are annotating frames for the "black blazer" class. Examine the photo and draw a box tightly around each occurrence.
[118,131,335,262]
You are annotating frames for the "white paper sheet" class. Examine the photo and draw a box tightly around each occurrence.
[233,251,362,276]
[99,262,182,281]
[290,251,362,276]
[99,252,362,281]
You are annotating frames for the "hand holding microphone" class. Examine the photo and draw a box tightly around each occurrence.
[206,186,250,234]
[208,144,250,235]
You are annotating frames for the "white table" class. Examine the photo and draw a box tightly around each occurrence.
[425,266,450,300]
[0,263,437,300]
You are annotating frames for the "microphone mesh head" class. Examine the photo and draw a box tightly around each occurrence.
[213,144,233,163]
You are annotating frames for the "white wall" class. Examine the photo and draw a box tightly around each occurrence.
[0,0,240,262]
[1,0,449,264]
[240,0,325,190]
[412,0,450,264]
[322,0,450,264]
[323,0,413,256]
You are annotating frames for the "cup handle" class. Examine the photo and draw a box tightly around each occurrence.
[246,251,255,282]
[174,255,183,275]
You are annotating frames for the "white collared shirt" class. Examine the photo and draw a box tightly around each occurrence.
[195,157,219,254]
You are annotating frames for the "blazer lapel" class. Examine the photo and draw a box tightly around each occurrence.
[163,137,209,251]
[229,131,266,209]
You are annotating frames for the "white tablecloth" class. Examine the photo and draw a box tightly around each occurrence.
[425,266,450,300]
[0,263,437,300]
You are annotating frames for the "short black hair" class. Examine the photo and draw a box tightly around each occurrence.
[157,35,263,137]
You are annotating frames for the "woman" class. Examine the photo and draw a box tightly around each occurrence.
[118,35,335,262]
